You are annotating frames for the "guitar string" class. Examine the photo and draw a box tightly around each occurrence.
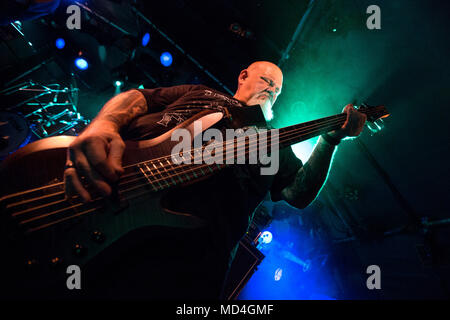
[5,107,385,204]
[10,109,383,231]
[7,111,356,205]
[2,110,362,203]
[12,115,347,222]
[96,111,358,185]
[72,106,378,184]
[7,108,381,215]
[121,113,347,171]
[6,108,381,225]
[2,111,348,203]
[5,105,386,206]
[18,118,376,232]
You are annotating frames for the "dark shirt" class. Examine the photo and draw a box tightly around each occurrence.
[126,84,303,251]
[85,84,303,299]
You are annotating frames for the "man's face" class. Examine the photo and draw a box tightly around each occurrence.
[238,62,283,110]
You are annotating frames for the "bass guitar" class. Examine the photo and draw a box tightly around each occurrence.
[0,104,389,294]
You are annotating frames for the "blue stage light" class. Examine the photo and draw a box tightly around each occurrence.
[274,268,283,281]
[238,209,337,300]
[75,57,89,70]
[55,38,65,49]
[160,52,173,67]
[141,33,150,47]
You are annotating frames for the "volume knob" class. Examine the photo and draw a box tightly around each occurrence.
[50,257,63,268]
[91,230,105,243]
[73,243,87,257]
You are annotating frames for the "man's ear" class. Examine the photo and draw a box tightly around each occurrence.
[238,69,248,85]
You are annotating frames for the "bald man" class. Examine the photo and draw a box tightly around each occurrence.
[63,61,365,299]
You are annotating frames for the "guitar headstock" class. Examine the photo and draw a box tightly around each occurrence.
[357,103,390,135]
[357,103,390,123]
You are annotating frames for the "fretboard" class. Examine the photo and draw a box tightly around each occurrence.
[130,112,350,193]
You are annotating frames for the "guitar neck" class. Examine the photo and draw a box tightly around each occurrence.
[277,113,347,149]
[131,112,349,195]
[126,104,392,199]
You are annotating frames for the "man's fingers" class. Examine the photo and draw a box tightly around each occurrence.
[74,149,113,197]
[356,113,367,135]
[340,104,353,131]
[345,106,367,136]
[334,104,367,138]
[64,126,124,202]
[64,168,91,203]
[83,137,120,182]
[108,138,125,176]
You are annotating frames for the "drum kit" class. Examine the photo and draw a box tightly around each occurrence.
[0,80,89,160]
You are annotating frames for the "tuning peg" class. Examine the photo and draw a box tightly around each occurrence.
[365,118,385,136]
[375,118,385,127]
[366,122,378,136]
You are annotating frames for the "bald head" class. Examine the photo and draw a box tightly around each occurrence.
[233,61,283,120]
[247,61,283,79]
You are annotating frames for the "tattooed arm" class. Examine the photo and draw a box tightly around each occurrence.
[280,104,367,209]
[94,89,148,131]
[64,90,147,202]
[280,136,337,209]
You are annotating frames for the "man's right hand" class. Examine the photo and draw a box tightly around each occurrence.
[64,120,125,202]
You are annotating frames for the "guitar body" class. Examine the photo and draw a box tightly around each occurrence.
[0,111,223,296]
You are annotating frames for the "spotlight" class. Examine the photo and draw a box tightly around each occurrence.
[274,268,283,281]
[114,80,123,95]
[75,57,89,70]
[55,38,65,49]
[160,52,173,67]
[260,231,273,244]
[141,32,150,47]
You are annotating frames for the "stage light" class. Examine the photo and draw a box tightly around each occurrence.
[239,207,337,300]
[141,33,150,47]
[274,268,283,281]
[138,84,144,89]
[114,80,123,95]
[55,38,65,49]
[75,57,89,70]
[291,139,316,164]
[160,52,173,67]
[260,231,273,244]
